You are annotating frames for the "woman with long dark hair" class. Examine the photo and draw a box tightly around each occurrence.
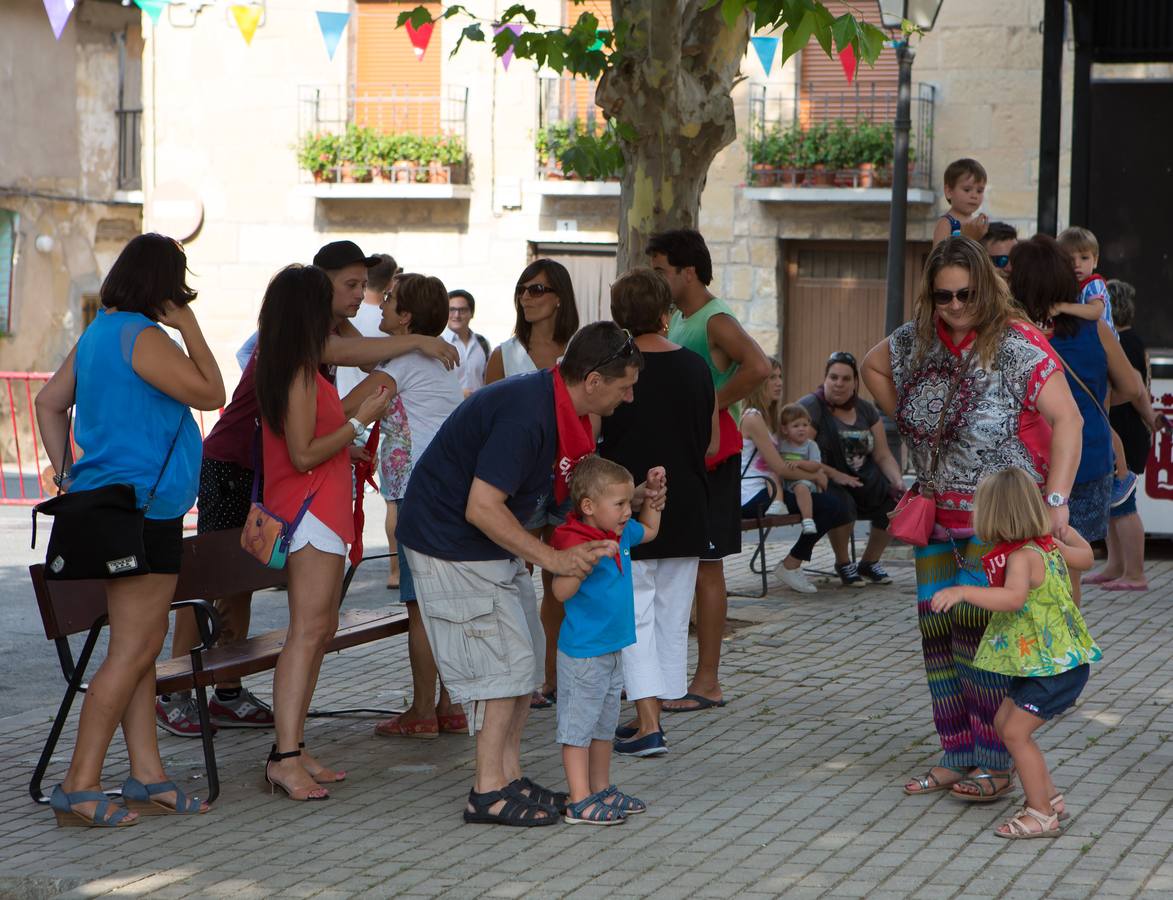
[255,265,390,801]
[36,233,224,825]
[484,258,581,707]
[863,236,1082,803]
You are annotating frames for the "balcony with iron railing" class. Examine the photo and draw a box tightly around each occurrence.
[532,74,621,196]
[745,82,936,203]
[296,85,471,199]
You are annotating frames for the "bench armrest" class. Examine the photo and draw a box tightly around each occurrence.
[170,598,222,654]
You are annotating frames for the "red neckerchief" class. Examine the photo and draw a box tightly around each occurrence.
[551,366,595,503]
[981,535,1055,587]
[934,315,977,358]
[349,421,381,568]
[549,511,623,572]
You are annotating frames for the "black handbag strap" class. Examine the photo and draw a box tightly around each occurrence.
[250,422,263,503]
[1052,348,1113,429]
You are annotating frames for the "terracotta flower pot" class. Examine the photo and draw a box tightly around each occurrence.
[752,164,777,187]
[858,162,875,189]
[812,164,833,187]
[340,161,355,184]
[427,160,450,184]
[392,161,413,183]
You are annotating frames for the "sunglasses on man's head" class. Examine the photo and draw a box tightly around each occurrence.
[932,288,974,306]
[516,283,556,298]
[591,330,636,373]
[991,255,1010,269]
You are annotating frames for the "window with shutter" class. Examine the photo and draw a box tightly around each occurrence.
[0,209,15,334]
[354,1,442,134]
[797,3,898,127]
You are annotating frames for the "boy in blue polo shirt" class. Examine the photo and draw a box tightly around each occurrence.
[550,456,664,825]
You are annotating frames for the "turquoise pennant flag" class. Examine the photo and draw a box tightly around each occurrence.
[750,36,779,76]
[316,11,350,61]
[133,0,168,27]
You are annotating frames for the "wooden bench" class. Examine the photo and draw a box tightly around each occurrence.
[29,527,407,805]
[733,509,803,599]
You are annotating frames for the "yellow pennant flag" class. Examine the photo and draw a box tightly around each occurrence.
[230,4,262,45]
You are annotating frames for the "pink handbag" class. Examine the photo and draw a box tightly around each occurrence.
[888,484,936,547]
[888,348,976,547]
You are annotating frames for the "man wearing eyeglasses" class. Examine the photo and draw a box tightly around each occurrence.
[647,229,772,713]
[442,289,490,396]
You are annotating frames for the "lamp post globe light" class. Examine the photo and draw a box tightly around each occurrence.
[879,0,944,338]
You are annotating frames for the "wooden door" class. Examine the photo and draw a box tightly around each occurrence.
[781,240,927,401]
[532,243,617,327]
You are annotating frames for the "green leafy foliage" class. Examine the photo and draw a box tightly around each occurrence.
[296,126,467,177]
[536,119,623,180]
[748,119,894,170]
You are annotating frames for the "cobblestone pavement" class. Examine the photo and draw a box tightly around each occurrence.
[2,517,1172,899]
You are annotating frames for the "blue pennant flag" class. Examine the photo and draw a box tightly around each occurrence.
[316,10,350,61]
[750,36,779,76]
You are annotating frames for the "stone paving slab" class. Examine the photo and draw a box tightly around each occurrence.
[1,520,1172,899]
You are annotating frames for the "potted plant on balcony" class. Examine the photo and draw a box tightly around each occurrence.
[428,133,466,184]
[536,121,580,180]
[850,121,893,188]
[824,120,857,187]
[297,132,339,183]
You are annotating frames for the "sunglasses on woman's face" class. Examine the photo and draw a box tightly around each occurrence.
[931,287,974,306]
[516,283,556,298]
[991,255,1010,269]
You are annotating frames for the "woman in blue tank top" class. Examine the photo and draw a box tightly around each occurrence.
[35,234,225,826]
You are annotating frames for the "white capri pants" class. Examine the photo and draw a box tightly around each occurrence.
[621,557,699,701]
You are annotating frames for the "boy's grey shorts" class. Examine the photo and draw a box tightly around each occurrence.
[556,649,623,747]
[402,547,543,708]
[785,479,819,494]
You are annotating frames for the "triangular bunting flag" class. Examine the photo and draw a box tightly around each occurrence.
[316,10,349,61]
[42,0,75,40]
[230,4,262,46]
[588,29,603,52]
[495,23,523,71]
[838,44,858,83]
[750,36,779,76]
[133,0,168,26]
[405,20,434,60]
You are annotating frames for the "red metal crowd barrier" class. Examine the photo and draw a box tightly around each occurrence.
[1,372,219,508]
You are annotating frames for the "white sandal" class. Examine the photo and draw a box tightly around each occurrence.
[995,805,1062,839]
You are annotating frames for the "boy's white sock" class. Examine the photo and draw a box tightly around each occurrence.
[801,517,817,535]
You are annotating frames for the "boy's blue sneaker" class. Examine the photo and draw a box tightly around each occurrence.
[1111,472,1138,508]
[614,730,668,757]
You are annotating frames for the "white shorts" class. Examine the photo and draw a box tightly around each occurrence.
[288,510,347,557]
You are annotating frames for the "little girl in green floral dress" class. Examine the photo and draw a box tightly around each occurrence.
[931,468,1101,840]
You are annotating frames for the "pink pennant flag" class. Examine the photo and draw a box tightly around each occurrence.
[495,23,523,71]
[838,44,858,83]
[406,20,434,60]
[42,0,75,40]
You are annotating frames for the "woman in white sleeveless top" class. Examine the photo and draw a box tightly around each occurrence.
[484,259,580,708]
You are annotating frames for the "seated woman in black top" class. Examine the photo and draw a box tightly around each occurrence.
[600,268,716,755]
[798,351,905,585]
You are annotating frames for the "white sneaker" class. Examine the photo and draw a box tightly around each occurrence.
[774,564,817,593]
[765,499,788,515]
[801,518,817,534]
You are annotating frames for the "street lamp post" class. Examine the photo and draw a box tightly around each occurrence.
[877,0,944,338]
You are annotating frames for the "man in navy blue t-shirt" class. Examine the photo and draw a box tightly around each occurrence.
[398,322,648,827]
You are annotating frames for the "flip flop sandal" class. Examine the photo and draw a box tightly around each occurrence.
[662,692,727,713]
[995,805,1062,839]
[1100,580,1148,591]
[1081,571,1118,585]
[463,784,558,827]
[903,766,967,796]
[950,769,1015,803]
[121,777,206,816]
[529,691,553,710]
[564,790,626,826]
[374,714,439,739]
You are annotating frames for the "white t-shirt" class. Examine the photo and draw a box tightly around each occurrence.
[376,351,464,477]
[334,303,386,401]
[442,327,488,393]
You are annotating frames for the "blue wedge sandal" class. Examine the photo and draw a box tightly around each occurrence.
[50,785,137,828]
[121,776,207,815]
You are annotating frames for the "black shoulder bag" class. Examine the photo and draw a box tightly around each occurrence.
[32,402,184,581]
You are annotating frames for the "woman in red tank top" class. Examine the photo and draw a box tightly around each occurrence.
[255,266,389,801]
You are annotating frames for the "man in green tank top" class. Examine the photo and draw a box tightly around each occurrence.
[648,229,771,712]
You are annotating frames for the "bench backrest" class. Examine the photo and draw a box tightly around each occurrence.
[30,528,287,641]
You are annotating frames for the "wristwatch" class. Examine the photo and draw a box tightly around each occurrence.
[1045,491,1068,508]
[348,417,364,439]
